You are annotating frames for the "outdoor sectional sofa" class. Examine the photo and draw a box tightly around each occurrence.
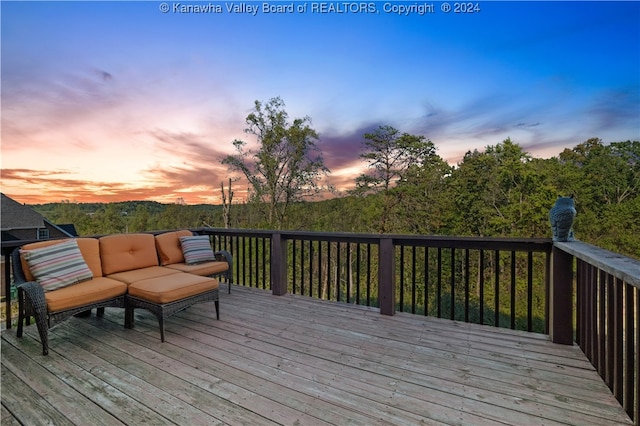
[11,230,232,355]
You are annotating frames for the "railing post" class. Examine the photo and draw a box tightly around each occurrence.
[379,238,395,316]
[550,244,574,345]
[270,233,287,296]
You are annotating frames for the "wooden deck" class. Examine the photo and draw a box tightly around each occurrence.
[1,284,633,426]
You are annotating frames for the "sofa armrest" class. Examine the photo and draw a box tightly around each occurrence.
[11,248,28,285]
[213,249,232,267]
[15,280,47,317]
[15,280,51,355]
[214,250,233,291]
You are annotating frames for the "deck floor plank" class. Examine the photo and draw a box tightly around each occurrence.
[177,304,623,423]
[220,293,617,402]
[66,318,346,426]
[166,313,556,425]
[48,325,230,426]
[1,284,633,426]
[176,295,625,425]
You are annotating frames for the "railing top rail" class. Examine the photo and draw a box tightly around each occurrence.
[390,235,552,252]
[196,228,274,238]
[555,240,640,288]
[280,232,551,251]
[196,228,553,251]
[2,228,553,252]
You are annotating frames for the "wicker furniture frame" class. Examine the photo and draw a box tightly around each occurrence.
[11,250,126,355]
[212,250,233,293]
[11,234,231,355]
[124,289,219,342]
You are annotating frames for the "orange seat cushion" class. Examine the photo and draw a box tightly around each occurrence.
[44,277,127,312]
[128,274,219,304]
[99,234,158,275]
[165,261,229,276]
[106,266,181,285]
[155,230,192,266]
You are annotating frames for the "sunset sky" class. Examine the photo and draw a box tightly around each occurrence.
[2,1,639,205]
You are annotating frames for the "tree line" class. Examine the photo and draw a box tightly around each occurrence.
[37,97,639,259]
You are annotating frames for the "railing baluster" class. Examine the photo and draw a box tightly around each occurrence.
[336,242,341,302]
[527,252,533,332]
[450,248,455,320]
[606,274,615,390]
[599,269,607,378]
[366,243,371,307]
[510,251,516,329]
[437,247,442,318]
[327,241,332,301]
[577,259,584,350]
[298,239,303,296]
[614,277,624,402]
[399,245,405,312]
[587,262,596,364]
[494,250,500,327]
[309,240,314,298]
[412,246,417,315]
[292,239,297,294]
[249,237,254,287]
[465,249,470,323]
[356,243,361,305]
[242,236,248,287]
[479,249,485,325]
[346,242,351,304]
[624,282,634,419]
[317,241,322,299]
[635,287,639,424]
[253,236,257,288]
[423,247,429,316]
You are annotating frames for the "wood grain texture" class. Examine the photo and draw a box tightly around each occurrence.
[2,284,633,425]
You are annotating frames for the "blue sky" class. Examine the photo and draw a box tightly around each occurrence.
[2,1,639,204]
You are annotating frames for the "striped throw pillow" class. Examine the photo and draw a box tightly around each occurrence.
[21,239,94,291]
[179,236,216,265]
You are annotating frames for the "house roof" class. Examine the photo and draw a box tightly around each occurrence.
[1,193,45,230]
[56,223,79,237]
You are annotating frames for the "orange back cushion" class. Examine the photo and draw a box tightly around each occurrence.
[99,233,158,275]
[155,230,193,265]
[20,238,103,280]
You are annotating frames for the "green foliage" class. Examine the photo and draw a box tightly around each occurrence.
[353,125,437,193]
[445,138,554,237]
[554,139,639,256]
[33,137,638,260]
[351,125,450,233]
[34,201,223,237]
[30,135,638,335]
[222,97,330,228]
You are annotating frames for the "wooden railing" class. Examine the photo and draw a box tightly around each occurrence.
[2,229,638,423]
[201,229,554,333]
[554,241,639,423]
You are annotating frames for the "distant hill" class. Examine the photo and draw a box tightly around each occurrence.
[30,200,223,216]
